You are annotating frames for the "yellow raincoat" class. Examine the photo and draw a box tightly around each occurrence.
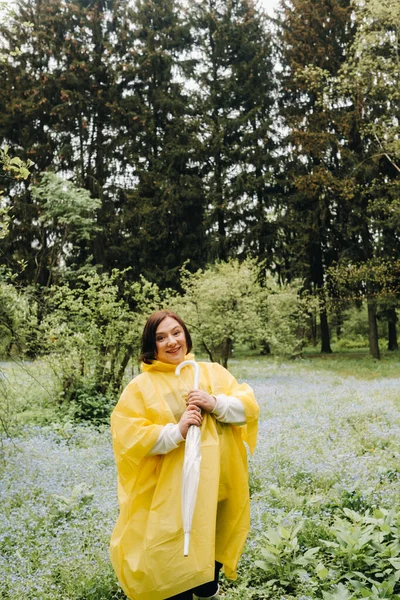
[110,355,259,600]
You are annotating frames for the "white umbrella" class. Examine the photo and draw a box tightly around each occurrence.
[175,359,202,556]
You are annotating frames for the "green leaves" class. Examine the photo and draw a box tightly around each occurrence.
[254,506,400,597]
[254,519,321,589]
[37,269,161,418]
[31,172,101,242]
[340,0,400,170]
[169,259,307,366]
[0,145,33,182]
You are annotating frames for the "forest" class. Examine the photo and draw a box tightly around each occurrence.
[1,0,399,372]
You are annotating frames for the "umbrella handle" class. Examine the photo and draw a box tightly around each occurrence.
[175,359,200,390]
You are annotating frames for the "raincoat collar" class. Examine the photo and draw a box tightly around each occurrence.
[141,353,196,373]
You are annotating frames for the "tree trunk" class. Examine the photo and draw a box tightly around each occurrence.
[220,337,232,369]
[310,312,317,346]
[387,307,398,351]
[336,306,342,339]
[113,347,134,394]
[367,300,380,359]
[320,306,332,353]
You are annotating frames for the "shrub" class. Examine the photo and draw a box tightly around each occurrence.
[0,272,37,357]
[253,507,400,597]
[38,270,161,418]
[170,259,307,366]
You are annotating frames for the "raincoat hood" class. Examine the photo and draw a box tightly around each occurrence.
[141,353,196,373]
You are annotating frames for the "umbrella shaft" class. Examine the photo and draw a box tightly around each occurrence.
[184,532,190,556]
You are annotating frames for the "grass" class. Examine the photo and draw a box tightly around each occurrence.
[1,351,400,599]
[228,348,400,380]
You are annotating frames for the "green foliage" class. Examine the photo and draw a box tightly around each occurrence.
[0,145,33,183]
[172,260,263,366]
[0,205,10,240]
[116,0,208,288]
[37,269,161,420]
[252,507,400,597]
[191,0,276,262]
[255,521,320,589]
[0,145,34,240]
[262,277,309,357]
[0,0,127,283]
[276,0,355,354]
[31,172,100,239]
[328,260,400,304]
[0,271,36,357]
[327,261,400,358]
[170,259,308,365]
[170,260,305,364]
[0,0,277,288]
[62,382,114,426]
[339,0,400,170]
[332,305,369,350]
[29,172,101,285]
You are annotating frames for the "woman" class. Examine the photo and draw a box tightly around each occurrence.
[110,310,259,600]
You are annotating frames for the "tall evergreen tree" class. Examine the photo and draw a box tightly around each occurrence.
[0,0,126,283]
[49,0,124,268]
[0,0,66,283]
[190,0,276,262]
[277,0,354,352]
[112,0,207,288]
[335,0,400,355]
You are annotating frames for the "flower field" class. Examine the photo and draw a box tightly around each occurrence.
[1,357,400,599]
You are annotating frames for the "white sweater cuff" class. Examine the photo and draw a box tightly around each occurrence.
[147,423,185,456]
[212,394,246,425]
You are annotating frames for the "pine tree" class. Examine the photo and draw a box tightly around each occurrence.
[190,0,276,262]
[339,0,400,352]
[0,0,126,282]
[112,0,207,288]
[0,0,66,283]
[277,0,354,353]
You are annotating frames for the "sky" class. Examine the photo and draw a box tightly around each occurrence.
[260,0,280,15]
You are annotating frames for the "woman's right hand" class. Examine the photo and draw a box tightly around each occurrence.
[179,405,202,439]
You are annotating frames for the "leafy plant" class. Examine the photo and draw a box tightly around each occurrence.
[38,270,161,417]
[170,259,307,366]
[255,520,320,591]
[0,270,37,357]
[30,172,101,285]
[254,507,400,597]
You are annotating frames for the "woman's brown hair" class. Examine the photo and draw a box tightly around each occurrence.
[139,310,192,364]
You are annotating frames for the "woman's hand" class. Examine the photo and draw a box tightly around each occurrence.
[179,404,203,439]
[186,390,217,414]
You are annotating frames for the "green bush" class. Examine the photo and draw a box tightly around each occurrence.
[169,259,307,366]
[332,305,369,349]
[252,506,400,597]
[60,381,114,426]
[37,270,161,420]
[0,274,37,357]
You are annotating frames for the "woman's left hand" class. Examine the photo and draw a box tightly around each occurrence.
[186,390,216,414]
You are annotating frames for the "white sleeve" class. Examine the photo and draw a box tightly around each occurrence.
[147,423,185,456]
[212,394,246,425]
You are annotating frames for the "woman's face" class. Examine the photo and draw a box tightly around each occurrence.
[155,316,188,365]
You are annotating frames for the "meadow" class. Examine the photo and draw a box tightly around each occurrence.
[1,353,400,599]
